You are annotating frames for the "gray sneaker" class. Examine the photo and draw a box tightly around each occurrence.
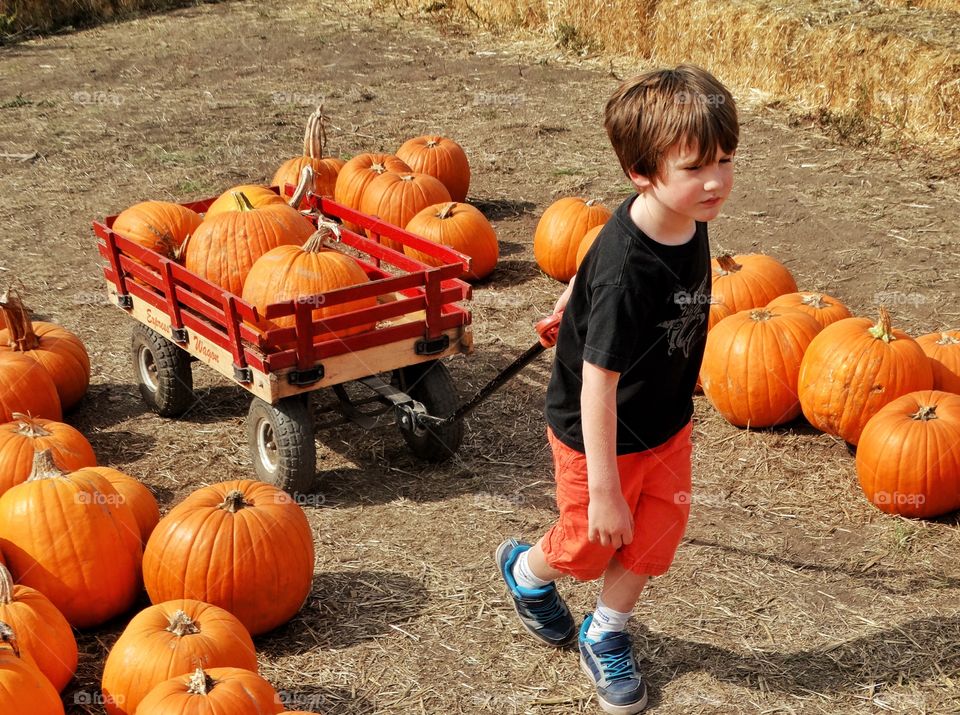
[578,614,648,714]
[495,538,575,647]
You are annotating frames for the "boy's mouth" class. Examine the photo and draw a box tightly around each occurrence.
[701,197,722,207]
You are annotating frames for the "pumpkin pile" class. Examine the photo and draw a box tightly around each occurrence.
[684,249,960,520]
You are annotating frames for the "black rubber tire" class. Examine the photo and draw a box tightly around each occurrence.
[131,324,194,417]
[395,360,463,462]
[246,395,316,496]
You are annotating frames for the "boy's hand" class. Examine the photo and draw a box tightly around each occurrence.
[587,489,634,549]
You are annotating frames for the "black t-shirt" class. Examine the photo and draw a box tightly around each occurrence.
[545,195,711,455]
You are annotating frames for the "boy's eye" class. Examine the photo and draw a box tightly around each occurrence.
[684,165,701,171]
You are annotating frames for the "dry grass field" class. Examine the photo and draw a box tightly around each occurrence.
[1,0,959,713]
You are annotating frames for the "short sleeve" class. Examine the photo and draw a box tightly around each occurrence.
[582,283,651,373]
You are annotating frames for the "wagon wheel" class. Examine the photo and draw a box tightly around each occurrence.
[394,360,462,462]
[246,395,316,496]
[131,324,194,417]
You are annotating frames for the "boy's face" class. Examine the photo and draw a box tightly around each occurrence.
[629,143,735,224]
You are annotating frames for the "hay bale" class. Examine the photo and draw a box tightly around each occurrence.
[384,0,960,154]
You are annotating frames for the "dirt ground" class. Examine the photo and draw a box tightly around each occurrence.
[2,1,960,713]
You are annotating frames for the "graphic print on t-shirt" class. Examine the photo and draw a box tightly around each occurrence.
[657,271,710,358]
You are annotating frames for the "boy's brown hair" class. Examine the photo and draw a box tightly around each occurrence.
[604,65,739,181]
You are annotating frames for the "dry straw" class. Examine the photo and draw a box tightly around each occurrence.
[0,0,200,36]
[387,0,960,154]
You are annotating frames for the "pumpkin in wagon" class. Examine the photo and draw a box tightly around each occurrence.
[334,152,412,232]
[404,202,499,281]
[359,172,451,252]
[112,201,202,260]
[272,105,344,208]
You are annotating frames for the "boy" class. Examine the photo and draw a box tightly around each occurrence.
[496,65,738,714]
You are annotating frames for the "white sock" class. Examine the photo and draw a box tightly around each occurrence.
[586,598,632,641]
[512,549,553,590]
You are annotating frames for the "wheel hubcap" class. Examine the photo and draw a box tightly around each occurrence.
[137,346,159,392]
[256,419,278,473]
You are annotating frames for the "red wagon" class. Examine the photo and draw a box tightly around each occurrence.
[92,186,473,494]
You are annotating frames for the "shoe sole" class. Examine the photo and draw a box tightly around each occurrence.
[494,540,574,648]
[579,656,649,714]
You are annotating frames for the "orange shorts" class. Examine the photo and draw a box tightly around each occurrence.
[541,422,693,580]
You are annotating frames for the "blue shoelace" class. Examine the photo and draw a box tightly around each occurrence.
[598,647,636,682]
[526,593,566,625]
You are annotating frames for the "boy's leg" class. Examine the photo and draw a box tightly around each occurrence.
[494,537,575,647]
[577,559,650,715]
[525,539,566,582]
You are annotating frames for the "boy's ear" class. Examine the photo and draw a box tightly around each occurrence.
[627,168,654,194]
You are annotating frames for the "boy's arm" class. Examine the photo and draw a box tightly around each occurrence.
[553,275,576,315]
[581,360,634,549]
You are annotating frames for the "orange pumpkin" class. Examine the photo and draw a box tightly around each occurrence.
[766,291,852,329]
[0,414,96,498]
[0,450,142,628]
[0,563,77,692]
[856,390,960,518]
[396,135,470,202]
[136,667,283,715]
[142,479,315,636]
[404,202,499,281]
[701,308,823,427]
[695,298,735,394]
[242,227,377,341]
[98,467,160,545]
[0,622,65,714]
[334,152,412,232]
[112,201,202,260]
[798,307,934,445]
[273,106,344,207]
[711,254,798,313]
[916,330,960,394]
[0,352,61,424]
[101,599,258,715]
[359,172,451,251]
[575,223,604,269]
[204,185,287,220]
[534,197,611,282]
[183,192,315,296]
[0,289,90,411]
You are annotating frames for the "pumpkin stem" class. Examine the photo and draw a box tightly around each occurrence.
[437,202,457,219]
[27,448,65,481]
[0,285,40,352]
[166,609,202,637]
[187,668,215,696]
[800,293,829,309]
[911,405,938,421]
[302,105,327,159]
[370,161,387,174]
[0,564,14,605]
[868,306,896,343]
[426,139,439,148]
[399,174,416,182]
[231,192,257,213]
[937,332,960,346]
[715,254,741,275]
[0,622,20,658]
[289,165,314,210]
[749,309,772,321]
[12,412,51,438]
[219,490,250,513]
[303,222,341,253]
[585,198,601,207]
